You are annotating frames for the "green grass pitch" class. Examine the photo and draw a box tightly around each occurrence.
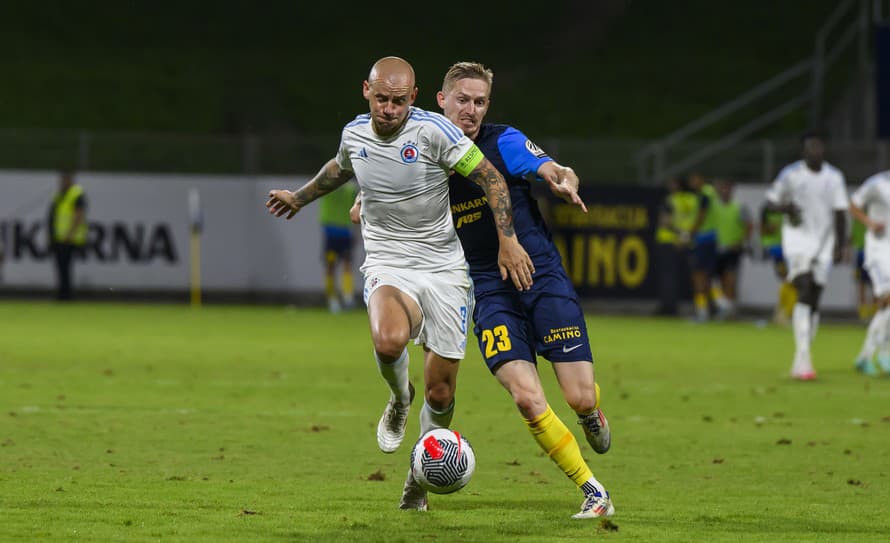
[1,302,889,542]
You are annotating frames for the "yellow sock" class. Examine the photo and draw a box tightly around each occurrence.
[694,293,708,311]
[710,285,724,302]
[525,405,593,487]
[342,269,354,298]
[594,382,601,410]
[779,282,797,318]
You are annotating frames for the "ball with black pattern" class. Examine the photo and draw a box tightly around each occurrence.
[410,428,476,494]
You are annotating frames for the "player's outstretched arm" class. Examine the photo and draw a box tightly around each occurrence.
[466,157,535,290]
[538,162,588,213]
[850,202,886,236]
[833,209,847,263]
[266,159,353,220]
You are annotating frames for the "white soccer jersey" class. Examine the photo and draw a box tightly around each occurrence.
[851,171,890,269]
[765,160,848,259]
[336,107,476,271]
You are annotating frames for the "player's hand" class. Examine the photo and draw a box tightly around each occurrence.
[349,199,361,224]
[266,190,302,220]
[545,177,588,213]
[871,222,886,237]
[498,237,535,291]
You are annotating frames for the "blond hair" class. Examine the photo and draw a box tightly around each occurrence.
[442,61,493,92]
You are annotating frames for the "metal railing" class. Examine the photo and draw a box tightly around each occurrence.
[635,0,876,184]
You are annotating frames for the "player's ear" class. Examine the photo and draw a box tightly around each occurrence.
[436,91,446,109]
[362,80,371,100]
[409,86,418,104]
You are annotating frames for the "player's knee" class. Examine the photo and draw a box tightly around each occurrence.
[565,389,597,414]
[510,385,547,420]
[425,381,454,411]
[371,332,409,361]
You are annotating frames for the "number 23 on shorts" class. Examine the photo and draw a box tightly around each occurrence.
[481,325,512,358]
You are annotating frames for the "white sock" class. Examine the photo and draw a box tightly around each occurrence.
[375,348,410,404]
[580,475,607,497]
[419,400,454,435]
[792,303,812,358]
[810,311,820,345]
[858,308,888,361]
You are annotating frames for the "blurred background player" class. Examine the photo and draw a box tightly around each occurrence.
[759,203,796,325]
[654,176,696,317]
[318,179,358,313]
[850,217,875,323]
[849,169,890,376]
[711,178,752,319]
[764,131,847,380]
[47,169,88,301]
[268,56,534,511]
[688,173,718,321]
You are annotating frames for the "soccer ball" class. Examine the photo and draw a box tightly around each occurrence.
[410,428,476,494]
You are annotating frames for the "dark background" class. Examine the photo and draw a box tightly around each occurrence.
[0,0,841,139]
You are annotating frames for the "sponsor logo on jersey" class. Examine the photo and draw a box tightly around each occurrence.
[400,141,419,163]
[525,139,547,158]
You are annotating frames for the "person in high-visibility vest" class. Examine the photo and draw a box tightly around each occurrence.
[318,179,359,313]
[47,170,87,301]
[654,176,697,316]
[850,218,874,322]
[688,173,719,321]
[711,179,752,319]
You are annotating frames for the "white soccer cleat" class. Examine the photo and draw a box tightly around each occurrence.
[398,469,428,511]
[377,382,414,453]
[578,408,611,454]
[572,491,614,519]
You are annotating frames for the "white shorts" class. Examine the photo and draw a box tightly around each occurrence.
[363,265,473,359]
[785,245,833,285]
[866,256,890,298]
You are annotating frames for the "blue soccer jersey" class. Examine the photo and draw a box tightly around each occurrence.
[449,123,593,370]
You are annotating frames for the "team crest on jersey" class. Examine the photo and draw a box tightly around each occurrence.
[525,139,547,158]
[400,141,419,163]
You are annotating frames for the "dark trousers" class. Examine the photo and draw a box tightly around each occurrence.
[53,243,77,301]
[655,242,680,315]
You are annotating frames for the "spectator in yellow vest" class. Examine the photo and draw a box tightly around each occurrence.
[712,179,752,319]
[47,170,87,301]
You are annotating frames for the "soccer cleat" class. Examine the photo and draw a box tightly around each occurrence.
[571,491,614,520]
[578,409,611,454]
[398,469,428,511]
[377,382,414,453]
[855,358,880,376]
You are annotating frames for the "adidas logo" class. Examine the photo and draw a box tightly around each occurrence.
[358,148,368,158]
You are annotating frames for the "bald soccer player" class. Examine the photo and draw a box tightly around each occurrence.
[266,57,535,510]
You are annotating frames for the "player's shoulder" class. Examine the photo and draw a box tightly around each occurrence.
[407,107,463,143]
[343,113,371,131]
[862,171,890,187]
[776,160,805,179]
[822,161,845,179]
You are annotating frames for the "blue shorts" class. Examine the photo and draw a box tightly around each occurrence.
[692,238,717,274]
[471,266,593,373]
[765,244,784,263]
[322,225,353,259]
[855,249,871,283]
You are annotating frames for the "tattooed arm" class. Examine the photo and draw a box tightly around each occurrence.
[466,157,536,290]
[266,158,354,220]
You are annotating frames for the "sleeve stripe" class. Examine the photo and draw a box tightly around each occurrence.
[410,110,462,143]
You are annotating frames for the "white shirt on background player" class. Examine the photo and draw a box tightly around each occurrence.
[336,106,474,273]
[765,159,848,265]
[851,171,890,279]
